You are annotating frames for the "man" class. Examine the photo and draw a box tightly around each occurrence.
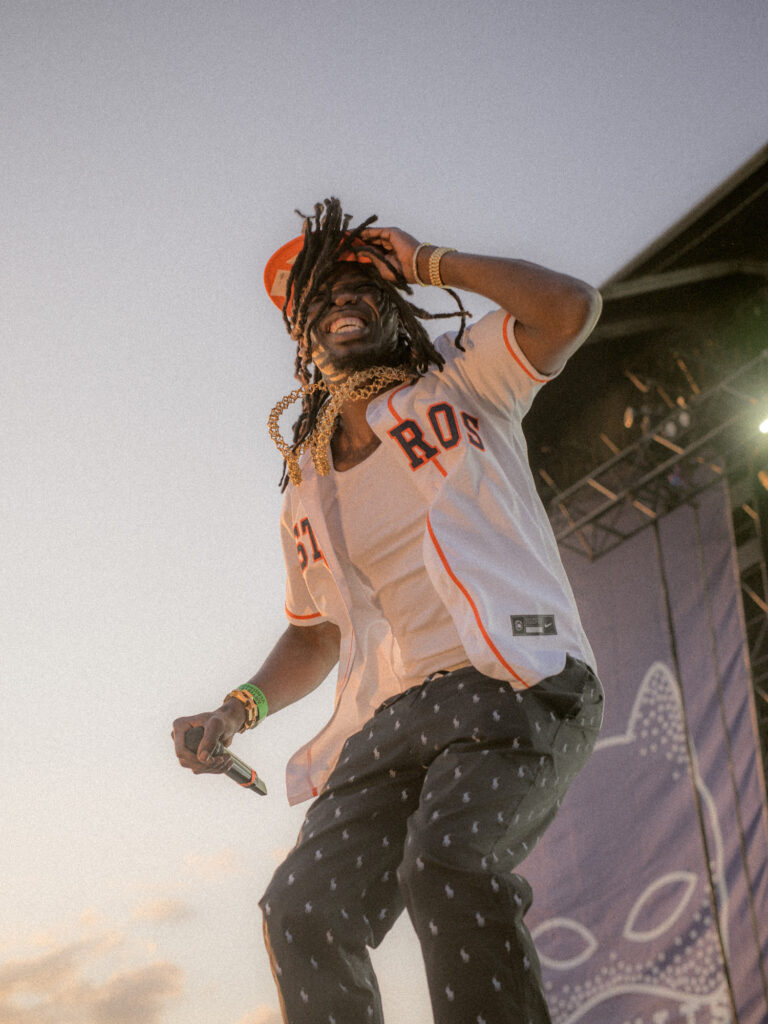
[172,198,604,1024]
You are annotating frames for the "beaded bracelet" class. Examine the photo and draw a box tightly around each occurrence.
[226,689,259,731]
[411,242,432,287]
[225,684,269,732]
[237,683,269,722]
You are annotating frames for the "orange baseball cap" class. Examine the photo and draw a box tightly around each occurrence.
[263,234,372,311]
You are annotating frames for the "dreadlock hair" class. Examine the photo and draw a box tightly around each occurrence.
[278,197,471,489]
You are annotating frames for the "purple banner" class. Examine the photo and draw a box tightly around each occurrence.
[525,484,768,1023]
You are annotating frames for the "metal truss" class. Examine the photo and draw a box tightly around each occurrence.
[544,343,768,771]
[545,347,768,560]
[730,474,768,769]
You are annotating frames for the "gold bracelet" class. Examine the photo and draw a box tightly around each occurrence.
[226,688,259,731]
[411,242,432,286]
[428,246,456,288]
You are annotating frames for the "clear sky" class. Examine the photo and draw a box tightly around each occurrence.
[3,1,767,1022]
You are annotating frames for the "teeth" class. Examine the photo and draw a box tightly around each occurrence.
[330,317,364,334]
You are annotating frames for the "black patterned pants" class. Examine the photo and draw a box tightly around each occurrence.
[260,657,603,1024]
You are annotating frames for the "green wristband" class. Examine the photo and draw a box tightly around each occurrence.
[237,683,269,721]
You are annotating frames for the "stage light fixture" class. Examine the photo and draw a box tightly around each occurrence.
[759,417,768,435]
[660,409,692,440]
[623,403,655,433]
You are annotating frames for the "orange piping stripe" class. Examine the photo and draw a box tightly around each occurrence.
[386,381,412,420]
[502,313,548,384]
[426,513,528,686]
[285,604,322,621]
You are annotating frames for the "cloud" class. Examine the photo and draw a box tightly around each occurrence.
[0,937,183,1024]
[0,939,91,999]
[91,963,184,1024]
[183,848,240,880]
[236,1006,283,1024]
[132,898,193,924]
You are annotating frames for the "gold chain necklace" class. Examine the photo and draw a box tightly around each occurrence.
[268,365,413,485]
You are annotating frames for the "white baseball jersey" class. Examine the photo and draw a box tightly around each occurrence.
[280,308,596,804]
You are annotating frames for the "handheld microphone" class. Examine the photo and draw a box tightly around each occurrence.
[184,726,267,795]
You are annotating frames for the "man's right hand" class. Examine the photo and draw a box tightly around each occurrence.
[172,700,247,775]
[171,623,340,777]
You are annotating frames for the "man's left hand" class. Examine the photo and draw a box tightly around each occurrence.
[360,227,421,284]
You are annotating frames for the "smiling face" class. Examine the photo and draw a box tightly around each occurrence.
[306,266,402,381]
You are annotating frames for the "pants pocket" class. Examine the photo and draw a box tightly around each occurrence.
[532,656,604,730]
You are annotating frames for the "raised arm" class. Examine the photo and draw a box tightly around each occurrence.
[172,620,340,773]
[361,227,602,376]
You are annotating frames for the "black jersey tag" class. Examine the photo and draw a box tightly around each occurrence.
[511,614,557,636]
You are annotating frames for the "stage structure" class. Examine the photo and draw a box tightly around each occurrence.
[521,144,768,1022]
[527,141,768,762]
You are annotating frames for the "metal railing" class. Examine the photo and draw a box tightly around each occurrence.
[545,348,768,559]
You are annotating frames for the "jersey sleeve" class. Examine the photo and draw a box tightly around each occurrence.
[280,494,328,626]
[438,308,557,418]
